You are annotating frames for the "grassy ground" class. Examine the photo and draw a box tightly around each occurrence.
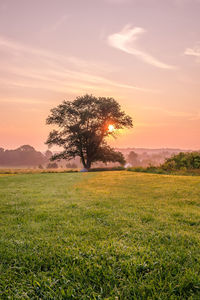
[128,166,200,176]
[0,171,200,299]
[0,168,78,174]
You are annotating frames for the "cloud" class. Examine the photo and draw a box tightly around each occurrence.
[143,106,200,121]
[51,14,69,31]
[184,43,200,62]
[40,14,70,34]
[0,35,155,93]
[0,64,154,94]
[108,25,176,70]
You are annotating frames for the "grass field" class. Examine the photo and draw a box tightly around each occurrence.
[0,171,200,299]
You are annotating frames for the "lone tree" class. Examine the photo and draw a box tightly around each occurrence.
[46,94,133,170]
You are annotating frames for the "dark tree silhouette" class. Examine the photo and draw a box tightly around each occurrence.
[47,162,58,169]
[127,151,139,166]
[45,150,53,160]
[46,94,133,170]
[0,145,47,167]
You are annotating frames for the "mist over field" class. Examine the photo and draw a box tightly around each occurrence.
[0,144,197,169]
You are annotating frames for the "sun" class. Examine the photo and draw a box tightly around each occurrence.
[108,124,115,132]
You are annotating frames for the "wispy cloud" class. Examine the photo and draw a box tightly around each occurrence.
[143,106,200,121]
[108,25,176,70]
[40,14,70,34]
[184,43,200,62]
[0,35,155,93]
[51,14,69,31]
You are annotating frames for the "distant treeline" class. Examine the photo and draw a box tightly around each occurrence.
[1,145,199,169]
[125,150,176,167]
[0,145,52,167]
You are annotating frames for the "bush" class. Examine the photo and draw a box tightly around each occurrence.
[162,152,200,171]
[127,166,167,174]
[47,162,58,169]
[88,166,125,172]
[66,162,77,169]
[127,167,146,172]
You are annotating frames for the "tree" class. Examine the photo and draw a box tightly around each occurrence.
[0,145,47,167]
[45,150,53,160]
[127,151,139,166]
[46,94,133,170]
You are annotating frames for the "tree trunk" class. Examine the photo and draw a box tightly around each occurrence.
[86,159,91,170]
[80,154,87,169]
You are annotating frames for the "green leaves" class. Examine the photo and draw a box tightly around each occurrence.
[162,152,200,171]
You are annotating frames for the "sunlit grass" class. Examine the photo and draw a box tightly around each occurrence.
[0,171,200,299]
[0,168,78,174]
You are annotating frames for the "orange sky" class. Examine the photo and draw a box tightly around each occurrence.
[0,0,200,150]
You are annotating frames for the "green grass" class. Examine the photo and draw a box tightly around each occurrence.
[128,166,200,176]
[0,171,200,299]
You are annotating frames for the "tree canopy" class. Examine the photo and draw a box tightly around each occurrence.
[46,94,133,169]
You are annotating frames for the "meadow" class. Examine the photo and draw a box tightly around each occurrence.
[0,171,200,299]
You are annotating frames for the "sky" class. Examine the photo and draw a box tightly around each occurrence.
[0,0,200,150]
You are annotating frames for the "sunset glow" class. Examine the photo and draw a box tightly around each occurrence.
[0,0,200,150]
[108,124,115,132]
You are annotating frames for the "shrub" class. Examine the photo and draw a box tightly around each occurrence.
[88,166,125,172]
[47,162,58,169]
[162,152,200,171]
[66,162,77,169]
